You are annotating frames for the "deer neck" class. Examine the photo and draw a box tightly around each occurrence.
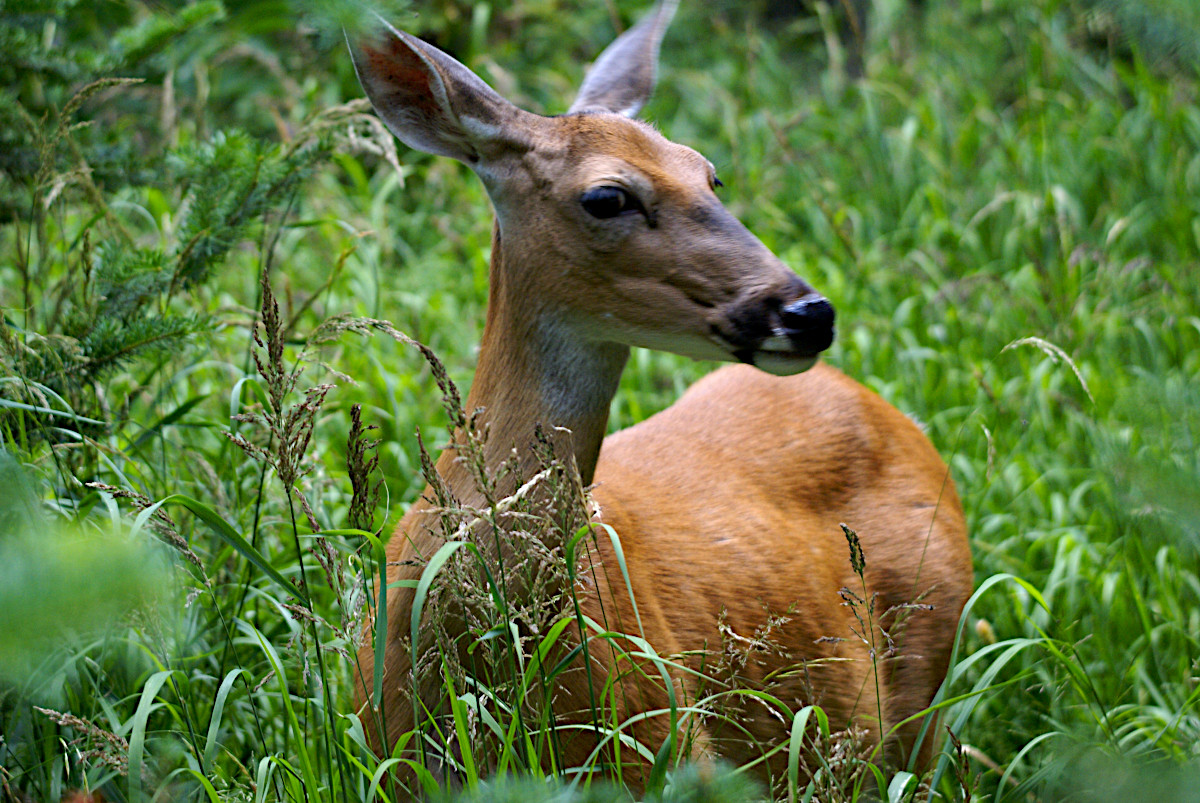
[434,224,628,498]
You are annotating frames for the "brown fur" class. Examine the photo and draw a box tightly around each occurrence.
[585,362,972,778]
[348,6,972,793]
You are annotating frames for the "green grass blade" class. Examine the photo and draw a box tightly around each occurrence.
[128,393,209,452]
[128,669,175,803]
[0,398,106,426]
[787,705,827,803]
[410,539,475,658]
[591,523,645,637]
[445,668,479,786]
[887,770,917,802]
[367,757,402,802]
[201,668,246,773]
[162,494,304,600]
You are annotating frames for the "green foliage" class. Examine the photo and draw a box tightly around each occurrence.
[170,129,330,285]
[0,451,168,803]
[0,0,1198,801]
[1040,746,1200,802]
[0,1,370,454]
[0,0,227,215]
[1077,0,1200,71]
[0,453,167,687]
[440,764,762,803]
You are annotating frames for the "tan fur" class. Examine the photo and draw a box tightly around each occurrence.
[585,363,972,777]
[348,8,972,793]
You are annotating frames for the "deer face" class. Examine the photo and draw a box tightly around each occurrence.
[484,112,833,376]
[350,3,834,377]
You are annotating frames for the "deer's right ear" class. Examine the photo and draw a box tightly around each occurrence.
[348,19,530,165]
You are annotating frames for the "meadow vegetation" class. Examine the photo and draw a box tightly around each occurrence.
[1,0,1198,800]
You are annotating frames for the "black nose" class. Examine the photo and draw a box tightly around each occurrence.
[779,294,836,355]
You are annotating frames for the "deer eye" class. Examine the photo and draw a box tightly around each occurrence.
[581,186,639,219]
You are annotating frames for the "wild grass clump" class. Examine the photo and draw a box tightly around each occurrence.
[350,359,963,801]
[2,0,1199,800]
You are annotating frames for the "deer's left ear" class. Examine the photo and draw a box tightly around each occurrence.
[348,18,534,165]
[569,0,679,118]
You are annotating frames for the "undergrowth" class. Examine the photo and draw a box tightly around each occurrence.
[2,0,1198,801]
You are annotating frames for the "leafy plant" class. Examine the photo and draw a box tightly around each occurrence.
[1,0,1198,800]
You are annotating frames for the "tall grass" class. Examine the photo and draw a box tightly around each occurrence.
[2,0,1198,800]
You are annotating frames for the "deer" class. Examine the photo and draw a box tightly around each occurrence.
[346,0,972,792]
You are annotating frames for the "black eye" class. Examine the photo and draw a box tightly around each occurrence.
[713,176,724,189]
[581,186,638,219]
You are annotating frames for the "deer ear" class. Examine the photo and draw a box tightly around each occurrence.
[568,0,678,118]
[348,17,531,165]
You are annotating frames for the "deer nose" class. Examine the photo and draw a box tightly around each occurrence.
[779,294,836,355]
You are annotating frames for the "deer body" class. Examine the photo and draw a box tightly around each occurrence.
[349,1,972,790]
[589,362,969,770]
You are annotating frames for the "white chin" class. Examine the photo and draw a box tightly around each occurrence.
[753,352,819,376]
